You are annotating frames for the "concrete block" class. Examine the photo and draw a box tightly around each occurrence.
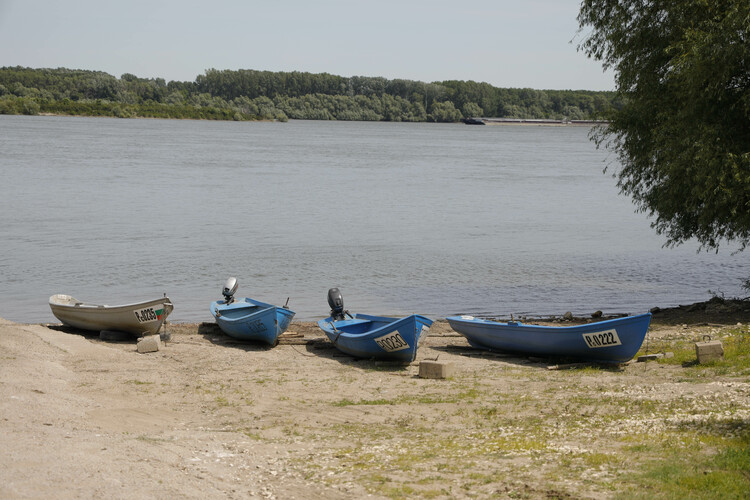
[137,335,161,353]
[695,340,723,364]
[419,361,455,379]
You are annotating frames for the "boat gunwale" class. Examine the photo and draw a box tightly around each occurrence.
[49,295,173,315]
[318,313,431,339]
[445,312,651,333]
[210,297,295,324]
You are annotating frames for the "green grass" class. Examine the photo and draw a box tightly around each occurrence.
[331,387,483,407]
[331,398,393,407]
[615,438,750,500]
[635,325,750,378]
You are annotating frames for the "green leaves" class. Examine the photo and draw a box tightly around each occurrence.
[579,0,750,250]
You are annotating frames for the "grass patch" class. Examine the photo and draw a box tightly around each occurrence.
[331,387,483,407]
[332,398,393,407]
[615,438,750,500]
[214,395,233,407]
[633,324,750,379]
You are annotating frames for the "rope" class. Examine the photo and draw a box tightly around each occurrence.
[289,343,317,357]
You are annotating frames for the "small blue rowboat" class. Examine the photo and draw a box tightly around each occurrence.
[210,277,295,346]
[317,288,433,361]
[446,313,652,364]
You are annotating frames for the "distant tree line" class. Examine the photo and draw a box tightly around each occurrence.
[0,66,617,122]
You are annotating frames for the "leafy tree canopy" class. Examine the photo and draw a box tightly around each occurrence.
[578,0,750,251]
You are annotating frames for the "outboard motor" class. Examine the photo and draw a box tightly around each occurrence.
[327,287,346,321]
[222,277,239,304]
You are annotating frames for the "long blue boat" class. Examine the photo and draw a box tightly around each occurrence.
[210,278,295,346]
[317,288,433,361]
[446,313,652,364]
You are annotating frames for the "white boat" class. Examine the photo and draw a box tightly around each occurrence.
[49,294,173,336]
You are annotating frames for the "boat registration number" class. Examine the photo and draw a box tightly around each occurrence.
[374,331,411,352]
[582,329,622,348]
[247,319,267,333]
[134,307,158,323]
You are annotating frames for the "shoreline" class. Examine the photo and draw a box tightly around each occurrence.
[29,297,750,330]
[17,112,601,126]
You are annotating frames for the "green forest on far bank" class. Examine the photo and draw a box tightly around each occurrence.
[0,66,617,123]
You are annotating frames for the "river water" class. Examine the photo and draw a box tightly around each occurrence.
[0,115,746,323]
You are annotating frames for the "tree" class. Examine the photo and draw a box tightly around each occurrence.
[578,0,750,251]
[462,102,483,118]
[428,101,462,123]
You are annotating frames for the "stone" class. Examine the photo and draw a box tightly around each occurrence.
[137,335,161,353]
[563,311,573,321]
[419,361,455,379]
[591,310,603,319]
[695,340,723,364]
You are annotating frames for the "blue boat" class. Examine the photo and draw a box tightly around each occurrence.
[317,288,433,361]
[210,277,295,346]
[446,313,652,364]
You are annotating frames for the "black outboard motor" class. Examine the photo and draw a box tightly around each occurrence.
[222,277,239,304]
[327,287,347,321]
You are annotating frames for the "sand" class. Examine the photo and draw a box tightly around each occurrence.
[1,305,748,499]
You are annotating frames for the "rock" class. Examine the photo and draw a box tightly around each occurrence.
[649,307,661,314]
[418,361,455,379]
[563,312,573,321]
[137,335,161,353]
[705,302,731,314]
[591,310,602,319]
[686,303,704,313]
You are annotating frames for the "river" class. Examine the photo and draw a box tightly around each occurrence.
[0,115,746,323]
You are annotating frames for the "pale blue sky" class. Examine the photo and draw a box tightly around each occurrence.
[0,0,613,91]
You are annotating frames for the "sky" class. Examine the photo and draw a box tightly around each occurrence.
[0,0,614,91]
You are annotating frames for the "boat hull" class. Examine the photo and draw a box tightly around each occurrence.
[446,313,652,364]
[48,294,173,336]
[317,313,433,361]
[210,297,295,345]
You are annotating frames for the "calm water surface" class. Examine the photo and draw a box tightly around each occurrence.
[1,115,747,323]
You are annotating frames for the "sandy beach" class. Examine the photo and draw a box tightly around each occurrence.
[1,302,749,499]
